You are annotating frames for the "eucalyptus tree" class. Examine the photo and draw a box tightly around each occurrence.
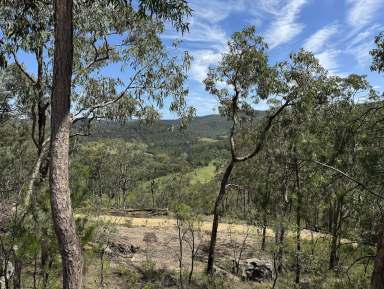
[0,72,13,123]
[2,0,193,288]
[0,1,53,175]
[51,1,193,288]
[203,27,278,273]
[369,31,384,289]
[203,23,336,273]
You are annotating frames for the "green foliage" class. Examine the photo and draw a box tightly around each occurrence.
[195,274,230,289]
[116,265,141,287]
[371,31,384,73]
[331,273,370,289]
[141,259,158,282]
[204,26,273,119]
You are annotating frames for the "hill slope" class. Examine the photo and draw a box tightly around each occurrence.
[89,114,232,142]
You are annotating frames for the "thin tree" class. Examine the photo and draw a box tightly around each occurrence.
[204,35,335,273]
[370,31,384,289]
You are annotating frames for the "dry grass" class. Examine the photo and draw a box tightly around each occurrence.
[78,213,360,289]
[78,213,336,241]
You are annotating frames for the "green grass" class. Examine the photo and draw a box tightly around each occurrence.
[187,162,216,184]
[139,162,217,190]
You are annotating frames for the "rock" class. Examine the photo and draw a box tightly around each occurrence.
[0,276,5,289]
[238,258,273,282]
[129,244,140,253]
[104,246,114,255]
[0,261,14,289]
[161,273,177,287]
[212,265,240,281]
[213,265,230,277]
[3,261,14,279]
[107,242,140,256]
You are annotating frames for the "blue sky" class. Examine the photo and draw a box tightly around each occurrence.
[161,0,384,118]
[6,0,384,119]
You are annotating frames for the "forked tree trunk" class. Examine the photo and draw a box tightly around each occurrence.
[207,160,234,274]
[206,101,289,275]
[371,220,384,289]
[50,1,83,289]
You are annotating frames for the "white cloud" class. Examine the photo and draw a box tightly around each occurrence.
[347,0,383,28]
[189,0,241,24]
[187,93,219,115]
[303,24,339,53]
[349,40,374,68]
[264,0,308,48]
[344,24,383,68]
[316,49,341,74]
[163,22,227,49]
[190,50,223,83]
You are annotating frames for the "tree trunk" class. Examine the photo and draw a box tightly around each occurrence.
[276,223,285,273]
[151,180,156,209]
[207,160,234,274]
[50,1,83,289]
[41,236,53,289]
[329,198,342,269]
[13,257,21,289]
[188,229,195,284]
[294,155,301,284]
[371,219,384,289]
[261,212,267,251]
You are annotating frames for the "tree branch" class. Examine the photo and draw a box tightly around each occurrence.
[11,50,36,85]
[72,69,142,124]
[72,34,111,84]
[312,160,384,200]
[235,100,290,162]
[31,103,39,149]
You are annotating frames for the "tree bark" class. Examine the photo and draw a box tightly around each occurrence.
[207,160,234,274]
[50,1,83,289]
[13,257,21,289]
[294,154,301,284]
[206,101,290,275]
[261,212,267,251]
[371,220,384,289]
[41,235,54,289]
[276,223,285,273]
[329,198,342,269]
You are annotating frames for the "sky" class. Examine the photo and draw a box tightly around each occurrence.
[160,0,384,118]
[6,0,384,119]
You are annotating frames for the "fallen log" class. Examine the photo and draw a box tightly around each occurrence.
[102,208,169,217]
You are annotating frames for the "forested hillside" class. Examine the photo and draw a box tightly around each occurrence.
[89,114,233,140]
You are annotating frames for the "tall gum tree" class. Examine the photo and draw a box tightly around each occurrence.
[1,0,193,288]
[51,1,194,288]
[50,0,84,288]
[203,25,334,273]
[370,31,384,289]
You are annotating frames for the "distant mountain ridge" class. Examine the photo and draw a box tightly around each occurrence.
[89,114,233,141]
[89,112,266,142]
